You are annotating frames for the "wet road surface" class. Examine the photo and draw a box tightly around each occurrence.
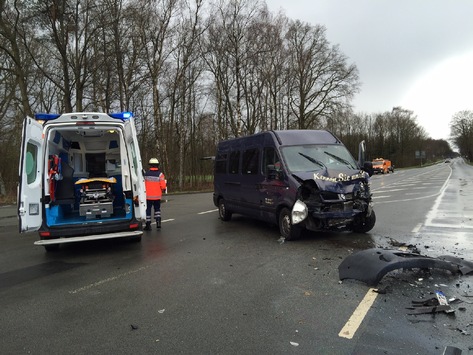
[1,158,472,354]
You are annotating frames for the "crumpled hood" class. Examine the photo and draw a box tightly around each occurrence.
[293,168,369,194]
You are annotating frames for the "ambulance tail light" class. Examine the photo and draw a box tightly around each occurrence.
[129,223,140,230]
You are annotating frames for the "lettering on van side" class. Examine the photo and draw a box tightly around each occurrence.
[313,171,366,183]
[264,198,274,205]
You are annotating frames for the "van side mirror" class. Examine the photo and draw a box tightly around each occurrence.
[363,161,374,177]
[358,140,366,167]
[266,164,282,180]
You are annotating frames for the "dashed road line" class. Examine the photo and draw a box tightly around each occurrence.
[69,266,151,294]
[198,209,218,215]
[339,288,378,339]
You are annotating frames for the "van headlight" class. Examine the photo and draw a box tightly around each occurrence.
[292,200,308,224]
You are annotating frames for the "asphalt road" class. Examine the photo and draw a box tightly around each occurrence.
[1,158,472,354]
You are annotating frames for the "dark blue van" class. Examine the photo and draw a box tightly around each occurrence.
[213,130,375,240]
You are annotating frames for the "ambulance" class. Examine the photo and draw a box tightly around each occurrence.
[18,112,147,251]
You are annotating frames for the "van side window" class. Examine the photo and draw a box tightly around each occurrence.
[229,151,240,174]
[215,153,227,174]
[263,147,280,175]
[242,148,259,175]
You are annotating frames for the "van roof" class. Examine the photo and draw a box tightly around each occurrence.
[218,130,341,149]
[272,130,340,145]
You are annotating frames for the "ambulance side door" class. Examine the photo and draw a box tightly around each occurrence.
[123,119,146,220]
[18,116,44,232]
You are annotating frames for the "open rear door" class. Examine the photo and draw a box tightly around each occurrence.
[18,116,44,232]
[123,118,146,220]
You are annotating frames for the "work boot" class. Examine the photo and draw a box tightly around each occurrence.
[156,218,161,229]
[144,222,151,231]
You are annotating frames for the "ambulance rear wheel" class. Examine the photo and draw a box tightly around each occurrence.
[279,207,301,241]
[44,244,60,252]
[218,198,232,221]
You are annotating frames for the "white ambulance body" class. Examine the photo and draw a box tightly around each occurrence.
[18,112,147,251]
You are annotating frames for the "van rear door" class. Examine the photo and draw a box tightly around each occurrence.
[123,119,146,220]
[18,116,44,232]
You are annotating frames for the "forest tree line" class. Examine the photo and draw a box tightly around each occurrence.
[0,0,457,197]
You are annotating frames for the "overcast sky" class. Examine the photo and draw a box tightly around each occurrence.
[265,0,473,140]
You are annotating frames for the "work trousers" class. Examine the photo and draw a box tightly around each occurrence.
[146,199,161,222]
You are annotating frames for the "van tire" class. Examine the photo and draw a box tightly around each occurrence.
[218,198,232,221]
[279,207,301,241]
[352,210,376,233]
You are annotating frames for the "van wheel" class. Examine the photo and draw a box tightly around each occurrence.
[352,210,376,233]
[279,207,301,241]
[218,198,232,221]
[44,244,60,252]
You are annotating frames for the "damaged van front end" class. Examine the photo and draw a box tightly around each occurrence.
[291,169,375,233]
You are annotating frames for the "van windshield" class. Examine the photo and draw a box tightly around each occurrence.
[280,145,358,172]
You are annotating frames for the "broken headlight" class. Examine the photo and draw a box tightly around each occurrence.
[292,199,308,224]
[355,181,370,199]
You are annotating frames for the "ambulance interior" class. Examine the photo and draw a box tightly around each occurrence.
[45,127,132,226]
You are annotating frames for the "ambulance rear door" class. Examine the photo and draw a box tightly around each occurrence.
[123,118,146,220]
[18,116,44,232]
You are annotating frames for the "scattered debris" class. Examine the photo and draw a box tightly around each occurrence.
[290,342,299,347]
[373,286,390,294]
[443,345,462,355]
[406,304,453,315]
[388,238,420,253]
[406,293,455,315]
[130,324,139,330]
[456,328,470,335]
[435,290,455,314]
[338,248,473,286]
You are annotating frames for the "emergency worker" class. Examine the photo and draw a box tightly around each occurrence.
[144,158,167,230]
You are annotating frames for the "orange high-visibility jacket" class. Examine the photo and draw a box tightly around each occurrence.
[144,167,166,200]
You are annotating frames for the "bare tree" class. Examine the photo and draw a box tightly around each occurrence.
[285,20,360,129]
[450,110,473,160]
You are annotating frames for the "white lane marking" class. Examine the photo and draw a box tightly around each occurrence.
[69,266,151,294]
[412,223,422,233]
[372,195,391,199]
[374,192,444,205]
[339,288,378,339]
[424,167,454,227]
[373,165,452,205]
[198,209,218,215]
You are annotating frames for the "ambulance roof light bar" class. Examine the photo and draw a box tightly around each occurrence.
[34,113,61,120]
[34,112,133,121]
[108,112,133,120]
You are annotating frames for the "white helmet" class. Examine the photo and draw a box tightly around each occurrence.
[149,158,160,165]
